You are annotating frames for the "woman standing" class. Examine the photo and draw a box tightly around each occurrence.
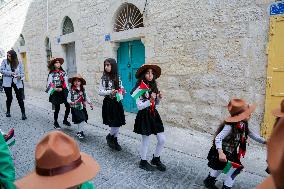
[0,49,26,120]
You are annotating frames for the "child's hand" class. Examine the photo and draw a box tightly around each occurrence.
[70,102,75,105]
[122,88,126,95]
[157,92,163,99]
[151,93,157,100]
[90,103,94,110]
[112,89,117,95]
[218,151,227,162]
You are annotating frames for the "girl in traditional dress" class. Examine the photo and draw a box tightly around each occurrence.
[46,58,71,129]
[67,74,93,139]
[204,99,266,189]
[98,58,125,151]
[131,64,166,172]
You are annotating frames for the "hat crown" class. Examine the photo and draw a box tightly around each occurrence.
[35,131,80,169]
[228,99,247,116]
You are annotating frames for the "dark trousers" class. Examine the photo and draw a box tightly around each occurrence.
[0,79,3,92]
[4,83,25,114]
[54,102,70,122]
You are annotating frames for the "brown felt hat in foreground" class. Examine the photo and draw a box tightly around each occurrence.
[14,131,100,189]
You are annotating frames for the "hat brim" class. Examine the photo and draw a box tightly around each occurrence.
[271,108,284,117]
[135,64,161,79]
[14,152,100,189]
[225,104,256,123]
[256,176,277,189]
[68,77,86,85]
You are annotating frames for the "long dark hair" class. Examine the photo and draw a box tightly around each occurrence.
[131,69,159,99]
[103,58,119,90]
[7,49,19,69]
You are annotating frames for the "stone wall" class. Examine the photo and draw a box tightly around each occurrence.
[0,0,275,134]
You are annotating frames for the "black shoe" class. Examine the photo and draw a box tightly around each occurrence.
[76,131,85,139]
[222,184,231,189]
[139,160,155,171]
[6,112,11,117]
[63,120,71,126]
[54,122,61,130]
[113,137,122,151]
[151,155,166,171]
[22,113,27,120]
[203,174,218,189]
[106,134,116,149]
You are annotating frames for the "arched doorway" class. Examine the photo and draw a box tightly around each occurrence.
[115,3,145,113]
[61,16,76,77]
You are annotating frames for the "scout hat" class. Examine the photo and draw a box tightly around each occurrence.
[14,131,100,189]
[47,57,64,70]
[135,64,161,79]
[225,99,256,123]
[271,99,284,117]
[256,117,284,189]
[68,74,86,85]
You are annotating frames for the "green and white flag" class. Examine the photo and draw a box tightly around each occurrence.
[116,89,124,102]
[223,161,243,174]
[131,81,149,100]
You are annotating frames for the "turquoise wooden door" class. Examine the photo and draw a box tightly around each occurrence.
[117,40,145,113]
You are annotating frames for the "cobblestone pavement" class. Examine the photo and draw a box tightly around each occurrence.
[0,88,268,189]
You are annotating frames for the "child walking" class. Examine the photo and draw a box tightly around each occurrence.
[131,64,166,172]
[204,99,266,189]
[46,58,71,129]
[67,74,93,139]
[98,58,126,151]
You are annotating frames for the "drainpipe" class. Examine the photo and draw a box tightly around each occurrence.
[46,0,49,32]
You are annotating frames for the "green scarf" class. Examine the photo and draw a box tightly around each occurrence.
[0,135,16,189]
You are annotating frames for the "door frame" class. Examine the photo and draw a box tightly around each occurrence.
[262,15,284,138]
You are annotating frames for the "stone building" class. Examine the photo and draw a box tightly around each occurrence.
[1,0,283,137]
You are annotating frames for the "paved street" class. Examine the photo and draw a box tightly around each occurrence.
[0,88,268,189]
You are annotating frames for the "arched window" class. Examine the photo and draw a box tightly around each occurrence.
[114,3,144,32]
[19,34,25,46]
[45,37,52,64]
[62,17,74,35]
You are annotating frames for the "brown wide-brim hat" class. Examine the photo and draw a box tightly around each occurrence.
[225,99,256,123]
[14,131,100,189]
[271,99,284,117]
[15,153,99,189]
[135,64,161,79]
[47,58,64,69]
[68,74,86,85]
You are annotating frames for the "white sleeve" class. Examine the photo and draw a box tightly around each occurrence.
[215,125,232,150]
[136,97,151,110]
[98,80,112,96]
[64,72,69,89]
[248,130,266,144]
[67,91,72,103]
[85,91,91,104]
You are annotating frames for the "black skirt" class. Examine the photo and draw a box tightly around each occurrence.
[207,146,242,170]
[134,108,164,136]
[71,107,88,124]
[49,89,68,105]
[102,97,125,127]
